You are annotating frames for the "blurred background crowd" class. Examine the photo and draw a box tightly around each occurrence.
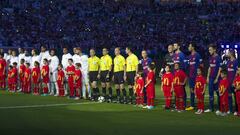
[0,0,240,62]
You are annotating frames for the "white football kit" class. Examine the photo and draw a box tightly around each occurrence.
[18,53,25,64]
[48,55,59,95]
[61,53,72,69]
[10,56,19,66]
[40,51,50,67]
[61,53,72,95]
[79,54,91,98]
[30,55,41,69]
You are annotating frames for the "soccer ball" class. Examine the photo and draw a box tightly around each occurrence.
[98,96,105,103]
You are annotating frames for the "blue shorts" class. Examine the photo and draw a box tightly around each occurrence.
[189,78,196,89]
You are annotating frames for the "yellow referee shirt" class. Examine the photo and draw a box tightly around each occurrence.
[126,53,139,72]
[88,56,100,72]
[100,54,112,71]
[114,55,125,72]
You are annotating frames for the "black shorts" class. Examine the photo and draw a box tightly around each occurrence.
[89,71,98,83]
[126,71,136,85]
[100,71,111,83]
[114,71,124,85]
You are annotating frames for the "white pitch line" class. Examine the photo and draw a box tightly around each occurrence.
[0,102,100,109]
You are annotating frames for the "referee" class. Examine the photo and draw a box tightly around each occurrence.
[98,48,113,102]
[113,47,126,103]
[125,47,139,104]
[88,48,100,101]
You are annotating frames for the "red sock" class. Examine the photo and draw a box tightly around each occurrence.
[167,97,171,108]
[43,87,48,94]
[147,98,151,106]
[151,98,154,106]
[179,98,184,110]
[75,88,80,97]
[140,97,143,105]
[136,98,138,104]
[175,99,179,110]
[165,98,168,107]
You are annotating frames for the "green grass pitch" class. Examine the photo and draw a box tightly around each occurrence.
[0,83,239,135]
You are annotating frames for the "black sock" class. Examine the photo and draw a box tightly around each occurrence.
[129,88,133,101]
[129,88,133,96]
[122,88,127,100]
[108,87,112,97]
[116,89,120,97]
[92,88,96,99]
[102,87,106,96]
[96,88,100,97]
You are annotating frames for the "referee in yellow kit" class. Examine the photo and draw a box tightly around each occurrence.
[125,47,139,104]
[113,47,126,103]
[98,48,113,102]
[88,48,100,101]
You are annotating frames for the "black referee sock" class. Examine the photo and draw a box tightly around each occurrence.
[108,87,113,98]
[116,89,120,96]
[92,88,96,100]
[129,88,133,97]
[102,87,106,96]
[116,89,120,100]
[122,88,127,98]
[96,88,100,98]
[129,88,134,101]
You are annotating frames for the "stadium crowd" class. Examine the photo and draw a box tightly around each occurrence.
[0,0,240,58]
[0,0,240,117]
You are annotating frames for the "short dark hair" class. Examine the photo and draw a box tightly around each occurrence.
[208,43,217,50]
[20,59,25,63]
[189,42,197,49]
[58,64,63,68]
[13,62,18,66]
[148,63,155,70]
[41,45,47,49]
[32,49,38,54]
[25,63,30,66]
[126,46,133,52]
[137,71,144,77]
[221,69,227,75]
[34,61,40,66]
[68,58,73,62]
[43,58,48,62]
[50,49,56,52]
[165,64,171,69]
[75,63,81,67]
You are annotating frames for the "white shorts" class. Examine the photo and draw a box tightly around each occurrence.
[82,72,89,85]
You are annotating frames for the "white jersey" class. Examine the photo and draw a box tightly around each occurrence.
[61,53,72,69]
[79,54,89,84]
[48,55,59,82]
[10,56,19,66]
[3,53,8,60]
[18,53,25,64]
[30,55,41,68]
[48,55,59,73]
[24,56,32,64]
[40,51,50,67]
[72,54,81,65]
[79,54,88,73]
[5,54,12,63]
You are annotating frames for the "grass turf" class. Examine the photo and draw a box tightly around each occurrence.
[0,84,239,135]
